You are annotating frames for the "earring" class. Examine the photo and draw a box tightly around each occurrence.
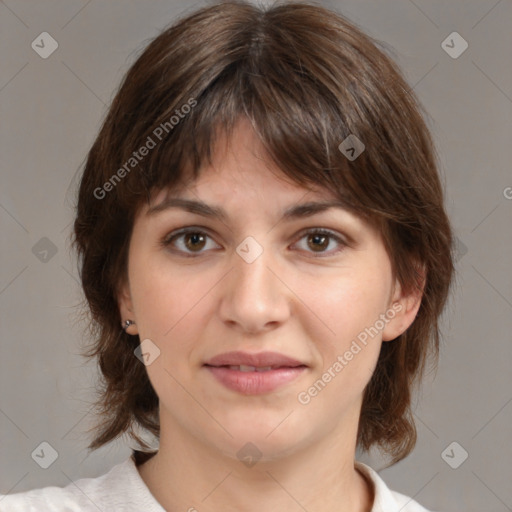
[122,319,136,331]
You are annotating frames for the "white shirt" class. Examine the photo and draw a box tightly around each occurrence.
[0,454,438,511]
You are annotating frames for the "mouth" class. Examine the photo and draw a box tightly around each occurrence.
[204,350,306,368]
[208,364,304,372]
[203,351,308,395]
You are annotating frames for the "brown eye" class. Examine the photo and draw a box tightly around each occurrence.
[294,229,346,256]
[307,233,330,252]
[183,232,207,251]
[161,228,219,256]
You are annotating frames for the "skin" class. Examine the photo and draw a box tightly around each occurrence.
[118,117,423,512]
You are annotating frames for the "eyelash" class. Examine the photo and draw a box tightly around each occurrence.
[160,226,347,258]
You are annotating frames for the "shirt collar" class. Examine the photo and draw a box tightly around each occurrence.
[355,460,407,512]
[128,452,420,512]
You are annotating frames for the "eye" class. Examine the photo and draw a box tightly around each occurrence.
[161,227,219,256]
[293,228,347,257]
[160,227,347,257]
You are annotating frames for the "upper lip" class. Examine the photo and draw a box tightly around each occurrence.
[204,351,307,368]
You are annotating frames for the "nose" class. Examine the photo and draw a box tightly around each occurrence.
[218,242,291,334]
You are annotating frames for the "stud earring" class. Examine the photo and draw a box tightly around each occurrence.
[122,319,136,331]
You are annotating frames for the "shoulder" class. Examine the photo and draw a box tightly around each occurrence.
[355,461,440,512]
[0,454,164,512]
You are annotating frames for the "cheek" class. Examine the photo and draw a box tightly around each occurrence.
[294,272,387,416]
[297,269,390,408]
[299,267,391,348]
[130,254,214,356]
[129,258,212,402]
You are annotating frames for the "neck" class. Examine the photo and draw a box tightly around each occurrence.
[137,414,374,512]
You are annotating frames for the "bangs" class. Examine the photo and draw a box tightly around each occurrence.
[105,8,408,225]
[123,63,364,218]
[142,78,358,209]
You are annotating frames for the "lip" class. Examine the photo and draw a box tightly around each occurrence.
[204,350,306,368]
[204,351,308,395]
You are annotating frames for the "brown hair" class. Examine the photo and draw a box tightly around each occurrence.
[71,0,455,466]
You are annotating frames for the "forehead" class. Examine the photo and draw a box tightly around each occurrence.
[148,118,339,208]
[149,175,334,211]
[144,169,365,233]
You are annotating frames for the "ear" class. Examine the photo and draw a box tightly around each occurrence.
[382,265,425,342]
[117,277,139,335]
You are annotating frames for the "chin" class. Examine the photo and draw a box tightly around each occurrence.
[207,415,310,460]
[215,433,306,465]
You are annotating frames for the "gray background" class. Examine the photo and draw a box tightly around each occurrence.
[1,0,511,510]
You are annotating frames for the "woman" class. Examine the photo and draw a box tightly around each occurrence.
[0,1,454,510]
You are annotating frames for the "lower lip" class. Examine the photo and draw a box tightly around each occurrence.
[205,365,307,395]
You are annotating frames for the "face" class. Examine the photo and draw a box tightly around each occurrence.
[118,117,421,462]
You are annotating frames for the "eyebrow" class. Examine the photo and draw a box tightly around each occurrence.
[146,198,350,221]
